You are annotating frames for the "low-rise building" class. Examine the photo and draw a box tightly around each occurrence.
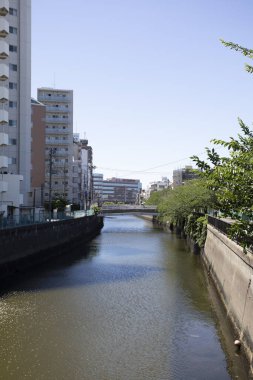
[102,177,142,204]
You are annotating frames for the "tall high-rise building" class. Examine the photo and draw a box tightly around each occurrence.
[0,1,31,217]
[31,98,46,207]
[37,87,73,203]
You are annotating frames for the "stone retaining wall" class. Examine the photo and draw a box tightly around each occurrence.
[0,215,103,278]
[204,224,253,368]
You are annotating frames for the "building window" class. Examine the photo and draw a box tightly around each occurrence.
[9,120,17,126]
[9,101,17,108]
[9,26,18,34]
[9,138,17,145]
[9,82,17,90]
[9,64,17,71]
[9,45,17,52]
[9,8,18,16]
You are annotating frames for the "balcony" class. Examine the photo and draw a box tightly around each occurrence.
[0,0,9,16]
[45,116,69,124]
[50,151,68,158]
[0,86,8,102]
[0,63,9,80]
[0,18,9,37]
[0,155,8,168]
[38,94,71,103]
[0,132,8,145]
[0,40,8,59]
[0,109,8,124]
[46,128,70,135]
[46,106,70,113]
[0,180,7,192]
[46,139,70,146]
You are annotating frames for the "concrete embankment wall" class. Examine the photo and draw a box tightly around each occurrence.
[204,224,253,365]
[0,215,103,278]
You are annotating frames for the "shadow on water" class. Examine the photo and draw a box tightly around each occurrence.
[0,238,164,296]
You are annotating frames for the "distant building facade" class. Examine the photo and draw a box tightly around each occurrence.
[37,87,74,203]
[172,166,198,187]
[72,135,93,209]
[102,177,142,204]
[93,173,103,205]
[147,177,170,198]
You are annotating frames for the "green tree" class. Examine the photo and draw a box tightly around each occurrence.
[160,179,213,226]
[191,121,253,249]
[146,188,171,207]
[191,40,253,250]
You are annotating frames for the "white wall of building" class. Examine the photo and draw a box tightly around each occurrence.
[0,173,23,216]
[0,0,32,210]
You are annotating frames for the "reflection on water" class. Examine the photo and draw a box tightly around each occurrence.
[0,215,251,379]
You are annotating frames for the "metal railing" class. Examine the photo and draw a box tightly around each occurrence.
[207,215,233,236]
[0,209,95,230]
[207,215,253,252]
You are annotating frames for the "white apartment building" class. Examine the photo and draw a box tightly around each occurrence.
[37,88,74,203]
[0,0,31,217]
[146,177,170,198]
[73,135,93,209]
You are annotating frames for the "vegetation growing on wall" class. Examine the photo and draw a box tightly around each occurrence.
[184,214,208,248]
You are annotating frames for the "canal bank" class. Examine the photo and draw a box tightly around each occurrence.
[0,215,103,278]
[204,223,253,372]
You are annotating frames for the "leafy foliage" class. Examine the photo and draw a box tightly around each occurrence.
[147,179,214,229]
[191,121,253,250]
[159,179,213,226]
[146,188,171,207]
[220,39,253,74]
[185,214,207,248]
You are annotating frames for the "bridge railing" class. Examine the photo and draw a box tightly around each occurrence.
[101,204,157,210]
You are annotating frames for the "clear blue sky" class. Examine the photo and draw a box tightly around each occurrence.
[32,0,253,187]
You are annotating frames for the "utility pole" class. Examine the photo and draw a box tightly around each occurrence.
[48,148,56,222]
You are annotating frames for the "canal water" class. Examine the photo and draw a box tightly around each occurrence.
[0,215,251,379]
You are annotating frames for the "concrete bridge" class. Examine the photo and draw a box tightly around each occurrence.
[101,204,158,215]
